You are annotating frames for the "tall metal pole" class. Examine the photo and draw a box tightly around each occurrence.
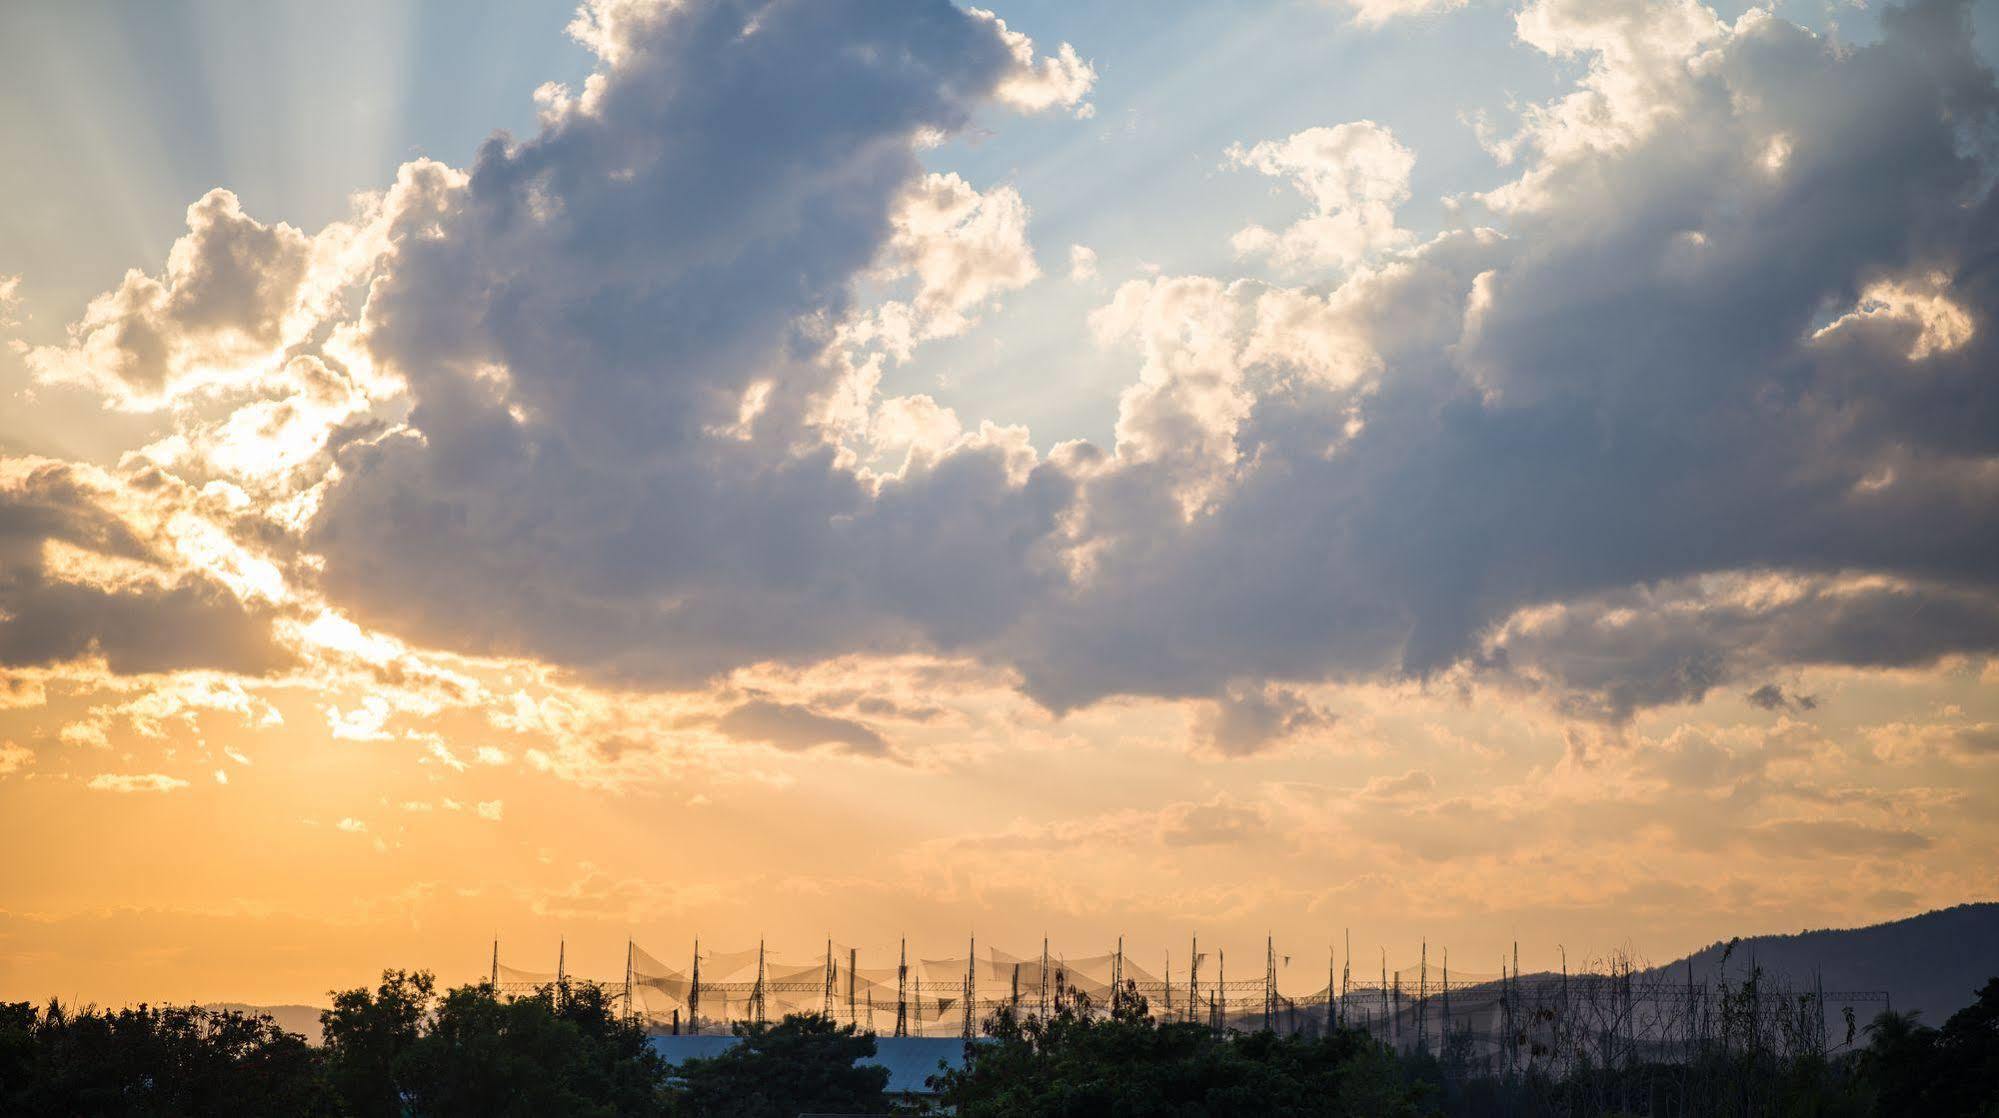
[1561,946,1571,1072]
[1341,929,1351,1028]
[1380,950,1389,1044]
[1115,935,1125,1017]
[1264,934,1273,1032]
[1419,940,1428,1054]
[849,947,858,1026]
[1189,934,1199,1025]
[689,939,701,1036]
[625,939,635,1023]
[896,938,909,1038]
[965,935,975,1039]
[1326,946,1337,1035]
[491,938,499,989]
[1040,937,1050,1019]
[1441,948,1451,1056]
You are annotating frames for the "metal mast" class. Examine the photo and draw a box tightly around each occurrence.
[895,938,909,1037]
[964,936,976,1039]
[689,939,701,1036]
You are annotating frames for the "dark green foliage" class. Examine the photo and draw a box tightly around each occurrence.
[319,969,435,1116]
[0,999,335,1116]
[3,972,1994,1116]
[939,975,1999,1118]
[934,993,1424,1116]
[320,975,668,1117]
[662,1013,891,1118]
[1850,978,1999,1118]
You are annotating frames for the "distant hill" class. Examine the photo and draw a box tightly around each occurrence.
[203,1003,325,1045]
[1642,903,1999,1026]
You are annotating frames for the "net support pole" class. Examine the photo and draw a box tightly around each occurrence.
[689,939,701,1036]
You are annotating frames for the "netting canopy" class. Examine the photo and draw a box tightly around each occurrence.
[487,934,1887,1069]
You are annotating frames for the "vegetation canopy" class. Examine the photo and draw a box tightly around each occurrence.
[0,970,1993,1116]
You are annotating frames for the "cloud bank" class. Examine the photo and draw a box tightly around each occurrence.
[9,0,1998,762]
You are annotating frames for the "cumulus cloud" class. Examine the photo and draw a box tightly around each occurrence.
[13,0,1999,763]
[0,274,20,327]
[970,7,1097,118]
[21,188,372,408]
[858,172,1041,360]
[1870,721,1999,764]
[310,0,1078,688]
[1228,122,1415,272]
[1478,0,1727,211]
[1013,0,1999,717]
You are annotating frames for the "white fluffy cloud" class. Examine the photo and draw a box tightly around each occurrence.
[23,189,375,408]
[858,172,1041,360]
[971,7,1098,118]
[1229,122,1415,273]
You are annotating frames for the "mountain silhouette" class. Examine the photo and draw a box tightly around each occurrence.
[1641,903,1999,1025]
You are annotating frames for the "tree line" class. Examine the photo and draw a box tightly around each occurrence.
[1,969,1993,1115]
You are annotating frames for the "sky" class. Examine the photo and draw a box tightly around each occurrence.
[1,0,1996,1008]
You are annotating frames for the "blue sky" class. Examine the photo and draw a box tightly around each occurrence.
[13,0,1993,451]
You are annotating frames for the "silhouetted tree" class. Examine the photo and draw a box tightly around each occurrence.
[934,1001,1421,1116]
[399,980,666,1116]
[0,999,333,1116]
[663,1013,890,1118]
[319,969,435,1117]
